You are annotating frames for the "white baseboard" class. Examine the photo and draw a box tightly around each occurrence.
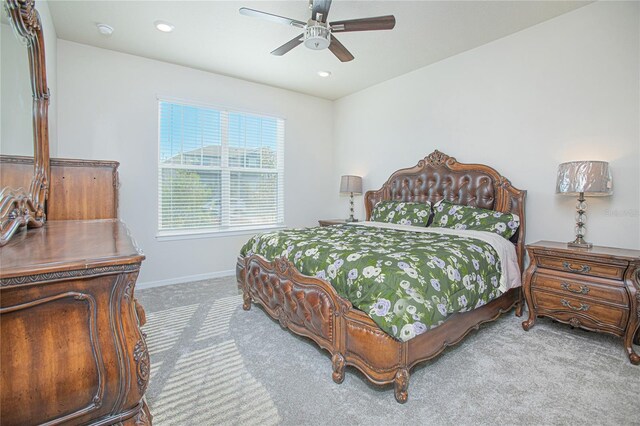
[137,270,235,290]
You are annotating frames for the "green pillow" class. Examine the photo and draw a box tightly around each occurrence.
[431,200,520,239]
[370,201,432,226]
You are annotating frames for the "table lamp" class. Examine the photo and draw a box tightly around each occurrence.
[556,160,612,248]
[340,175,362,222]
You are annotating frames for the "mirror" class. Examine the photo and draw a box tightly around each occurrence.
[0,0,50,245]
[1,10,33,158]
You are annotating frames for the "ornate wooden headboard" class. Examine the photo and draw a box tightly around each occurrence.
[364,150,527,270]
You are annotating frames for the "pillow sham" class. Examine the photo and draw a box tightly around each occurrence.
[370,201,432,226]
[431,200,520,239]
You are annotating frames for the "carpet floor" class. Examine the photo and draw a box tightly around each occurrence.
[136,277,639,425]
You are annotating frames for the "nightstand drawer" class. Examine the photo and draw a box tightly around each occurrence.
[533,291,628,331]
[535,255,626,280]
[532,273,628,306]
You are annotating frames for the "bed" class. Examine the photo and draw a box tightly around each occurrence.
[236,150,526,403]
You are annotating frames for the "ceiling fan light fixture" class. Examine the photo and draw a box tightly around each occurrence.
[239,3,395,62]
[304,24,330,50]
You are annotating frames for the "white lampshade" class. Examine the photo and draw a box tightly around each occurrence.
[556,161,612,196]
[340,175,362,195]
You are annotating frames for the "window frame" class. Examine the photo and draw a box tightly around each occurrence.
[156,97,286,239]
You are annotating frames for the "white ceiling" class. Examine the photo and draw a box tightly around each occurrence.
[48,1,590,100]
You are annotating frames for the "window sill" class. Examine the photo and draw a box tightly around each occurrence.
[156,224,286,242]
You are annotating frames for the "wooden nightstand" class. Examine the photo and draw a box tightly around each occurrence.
[522,241,640,365]
[318,219,348,227]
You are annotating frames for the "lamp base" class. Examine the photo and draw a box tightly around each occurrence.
[568,193,592,249]
[568,236,593,249]
[346,192,358,223]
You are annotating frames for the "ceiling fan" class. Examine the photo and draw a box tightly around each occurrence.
[239,0,396,62]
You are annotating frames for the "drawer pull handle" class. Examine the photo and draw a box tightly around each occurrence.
[561,299,590,312]
[562,261,591,274]
[560,282,590,295]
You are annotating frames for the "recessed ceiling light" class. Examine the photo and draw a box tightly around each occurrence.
[154,20,175,33]
[96,23,114,36]
[317,70,332,78]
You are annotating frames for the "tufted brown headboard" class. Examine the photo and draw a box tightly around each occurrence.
[364,150,527,270]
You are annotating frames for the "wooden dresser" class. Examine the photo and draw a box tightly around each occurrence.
[0,1,150,422]
[0,156,119,220]
[522,240,640,364]
[0,220,151,425]
[0,157,151,424]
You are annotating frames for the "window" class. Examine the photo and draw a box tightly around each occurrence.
[158,100,284,236]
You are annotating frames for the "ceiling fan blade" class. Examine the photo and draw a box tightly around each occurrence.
[271,34,304,56]
[330,15,396,33]
[311,0,332,23]
[328,35,354,62]
[239,7,306,28]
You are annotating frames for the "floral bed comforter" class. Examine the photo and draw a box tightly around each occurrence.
[240,221,521,342]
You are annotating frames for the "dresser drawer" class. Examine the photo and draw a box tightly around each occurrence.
[532,273,628,306]
[535,255,626,280]
[533,290,628,332]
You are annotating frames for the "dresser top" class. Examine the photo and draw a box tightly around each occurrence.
[0,219,144,278]
[528,240,640,261]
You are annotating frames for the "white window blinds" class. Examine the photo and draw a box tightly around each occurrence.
[158,100,285,235]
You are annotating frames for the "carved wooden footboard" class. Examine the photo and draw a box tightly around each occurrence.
[237,254,520,403]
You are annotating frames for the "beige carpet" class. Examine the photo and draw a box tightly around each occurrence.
[137,277,640,425]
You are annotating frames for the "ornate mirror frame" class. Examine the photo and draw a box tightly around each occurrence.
[0,0,50,245]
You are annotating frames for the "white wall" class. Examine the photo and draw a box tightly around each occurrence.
[56,40,334,285]
[332,1,640,250]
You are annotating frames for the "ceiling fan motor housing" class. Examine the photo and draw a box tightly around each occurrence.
[304,24,331,50]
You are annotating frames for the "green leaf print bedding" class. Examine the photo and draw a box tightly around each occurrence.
[240,222,520,342]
